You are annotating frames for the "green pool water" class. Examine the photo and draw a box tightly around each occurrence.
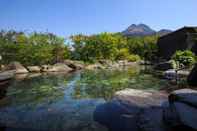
[0,66,169,131]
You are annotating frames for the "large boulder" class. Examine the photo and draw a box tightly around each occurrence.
[138,107,170,131]
[41,63,73,72]
[154,60,176,71]
[0,70,14,82]
[41,65,56,72]
[6,62,28,74]
[52,63,73,72]
[95,88,197,131]
[114,89,168,107]
[0,71,14,87]
[168,89,197,107]
[94,89,168,131]
[187,64,197,87]
[85,64,105,70]
[164,102,197,130]
[163,89,197,130]
[27,66,41,73]
[164,69,177,80]
[64,60,84,70]
[164,69,189,80]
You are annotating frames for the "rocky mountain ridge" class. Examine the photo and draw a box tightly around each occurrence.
[122,24,172,37]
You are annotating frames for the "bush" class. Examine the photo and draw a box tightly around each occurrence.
[127,54,141,62]
[0,31,70,66]
[172,50,196,68]
[115,48,130,60]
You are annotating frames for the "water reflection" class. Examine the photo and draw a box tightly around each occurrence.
[73,67,169,100]
[0,67,169,131]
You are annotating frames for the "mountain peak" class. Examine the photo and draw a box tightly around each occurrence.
[122,24,156,36]
[122,24,172,37]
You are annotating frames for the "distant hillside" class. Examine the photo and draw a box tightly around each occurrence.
[122,24,172,37]
[157,29,172,36]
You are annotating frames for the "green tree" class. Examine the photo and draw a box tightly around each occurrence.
[172,50,196,68]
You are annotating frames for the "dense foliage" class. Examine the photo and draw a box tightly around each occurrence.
[70,33,158,62]
[0,31,70,65]
[0,30,158,65]
[172,50,196,68]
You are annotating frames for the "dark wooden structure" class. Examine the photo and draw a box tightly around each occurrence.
[157,27,197,60]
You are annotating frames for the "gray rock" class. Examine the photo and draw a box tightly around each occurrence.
[64,60,84,70]
[0,70,14,82]
[52,63,73,72]
[41,65,56,72]
[0,70,14,87]
[138,107,170,131]
[164,69,177,80]
[94,89,169,131]
[6,62,28,74]
[163,89,197,130]
[41,64,73,72]
[27,66,41,73]
[188,64,197,87]
[163,103,180,127]
[114,89,168,107]
[170,102,197,130]
[164,69,190,80]
[94,101,140,131]
[169,89,197,108]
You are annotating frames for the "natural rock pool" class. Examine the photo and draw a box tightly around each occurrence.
[0,66,169,131]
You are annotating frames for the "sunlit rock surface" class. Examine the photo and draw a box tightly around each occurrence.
[94,88,197,131]
[6,62,28,74]
[114,89,168,107]
[27,66,41,73]
[94,89,169,131]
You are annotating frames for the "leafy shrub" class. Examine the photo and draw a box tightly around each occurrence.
[115,48,130,60]
[127,54,141,62]
[172,50,196,68]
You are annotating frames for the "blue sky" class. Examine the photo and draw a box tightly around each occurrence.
[0,0,196,37]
